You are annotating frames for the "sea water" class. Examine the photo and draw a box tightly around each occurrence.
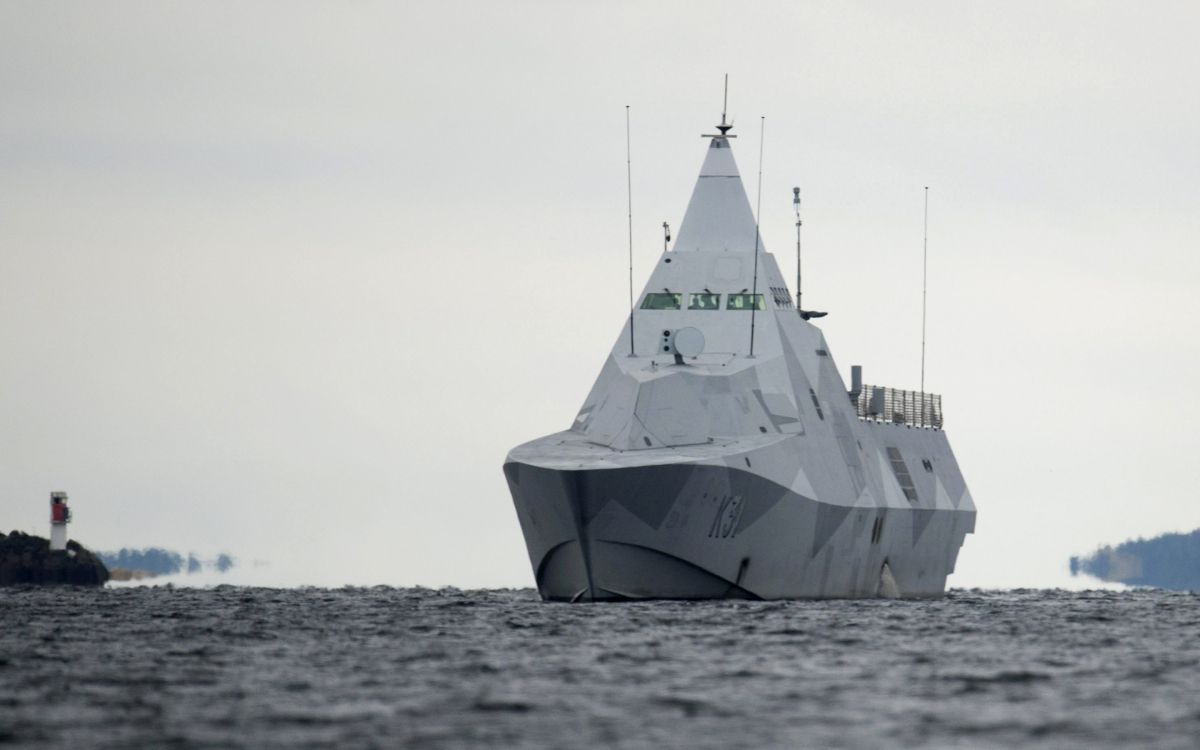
[2,587,1198,748]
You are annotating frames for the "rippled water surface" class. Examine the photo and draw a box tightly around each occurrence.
[3,587,1199,748]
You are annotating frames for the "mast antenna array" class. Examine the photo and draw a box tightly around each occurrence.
[920,186,929,420]
[718,74,732,134]
[703,75,737,139]
[749,115,765,357]
[793,186,801,313]
[626,106,635,357]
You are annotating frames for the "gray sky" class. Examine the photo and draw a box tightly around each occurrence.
[2,2,1198,587]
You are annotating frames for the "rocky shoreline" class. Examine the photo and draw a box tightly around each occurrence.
[0,531,109,586]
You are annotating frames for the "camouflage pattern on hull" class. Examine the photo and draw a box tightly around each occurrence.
[506,427,975,601]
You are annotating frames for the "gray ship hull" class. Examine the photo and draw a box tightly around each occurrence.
[506,430,975,601]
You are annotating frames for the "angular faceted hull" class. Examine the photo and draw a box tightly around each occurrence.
[505,434,975,601]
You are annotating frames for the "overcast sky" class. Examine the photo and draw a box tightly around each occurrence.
[2,2,1197,588]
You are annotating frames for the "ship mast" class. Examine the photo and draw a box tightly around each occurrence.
[625,106,635,357]
[748,116,764,357]
[794,186,801,313]
[702,76,737,140]
[920,186,929,422]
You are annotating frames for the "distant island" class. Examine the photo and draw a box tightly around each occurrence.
[1070,528,1200,591]
[97,548,235,581]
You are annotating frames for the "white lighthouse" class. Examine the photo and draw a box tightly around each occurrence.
[49,491,71,551]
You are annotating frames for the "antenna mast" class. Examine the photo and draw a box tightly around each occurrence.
[920,186,929,421]
[626,106,635,357]
[722,75,728,127]
[793,187,801,313]
[704,76,737,140]
[749,115,765,357]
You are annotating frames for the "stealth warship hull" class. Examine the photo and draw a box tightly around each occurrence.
[505,119,975,601]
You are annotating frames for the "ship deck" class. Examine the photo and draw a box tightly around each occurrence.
[507,430,790,471]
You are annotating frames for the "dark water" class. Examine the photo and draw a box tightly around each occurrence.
[3,587,1199,749]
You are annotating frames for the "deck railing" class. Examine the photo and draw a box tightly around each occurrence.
[853,385,943,429]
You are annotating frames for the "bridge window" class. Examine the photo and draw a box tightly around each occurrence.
[688,293,721,310]
[641,292,682,310]
[726,293,766,310]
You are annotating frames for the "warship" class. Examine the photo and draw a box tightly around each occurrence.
[504,107,976,601]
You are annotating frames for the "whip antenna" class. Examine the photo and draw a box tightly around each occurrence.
[626,106,635,357]
[920,186,929,421]
[722,75,728,125]
[749,115,765,357]
[793,186,801,313]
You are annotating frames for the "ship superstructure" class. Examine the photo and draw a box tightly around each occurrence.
[504,112,975,601]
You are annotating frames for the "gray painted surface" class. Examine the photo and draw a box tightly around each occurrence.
[504,122,976,601]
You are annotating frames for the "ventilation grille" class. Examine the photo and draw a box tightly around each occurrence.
[769,286,794,309]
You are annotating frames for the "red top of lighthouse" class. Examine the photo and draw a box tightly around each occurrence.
[50,492,70,524]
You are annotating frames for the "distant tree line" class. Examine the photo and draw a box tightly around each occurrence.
[1070,528,1200,591]
[97,548,235,575]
